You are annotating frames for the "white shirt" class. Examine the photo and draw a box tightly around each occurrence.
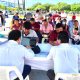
[0,40,35,79]
[26,29,38,37]
[60,12,67,18]
[47,43,80,73]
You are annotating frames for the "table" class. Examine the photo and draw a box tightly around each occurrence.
[25,44,80,80]
[25,52,54,80]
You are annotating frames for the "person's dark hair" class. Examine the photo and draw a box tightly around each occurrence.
[23,19,26,21]
[63,19,67,22]
[58,31,69,43]
[30,18,35,22]
[0,11,2,13]
[36,9,39,13]
[56,23,63,29]
[48,13,52,17]
[14,19,19,21]
[8,30,21,41]
[74,20,78,23]
[16,13,18,15]
[42,19,47,22]
[23,21,32,29]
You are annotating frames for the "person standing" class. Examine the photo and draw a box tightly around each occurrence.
[0,11,5,27]
[12,13,19,24]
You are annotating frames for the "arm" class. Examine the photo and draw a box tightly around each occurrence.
[24,48,35,60]
[32,30,39,42]
[34,47,56,61]
[47,47,55,60]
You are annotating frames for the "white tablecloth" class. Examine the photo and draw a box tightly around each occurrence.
[25,45,80,71]
[25,52,54,71]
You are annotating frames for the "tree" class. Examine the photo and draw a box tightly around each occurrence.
[43,3,52,12]
[32,3,42,10]
[56,2,69,10]
[27,2,80,12]
[34,5,46,10]
[0,5,5,10]
[71,4,80,11]
[50,5,58,11]
[61,5,71,11]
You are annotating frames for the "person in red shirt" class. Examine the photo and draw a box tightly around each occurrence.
[12,19,21,30]
[30,18,42,43]
[30,18,40,32]
[49,23,64,46]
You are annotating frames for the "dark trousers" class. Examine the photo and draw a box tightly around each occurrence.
[14,65,31,80]
[71,38,80,45]
[22,65,31,79]
[36,31,42,43]
[47,69,55,80]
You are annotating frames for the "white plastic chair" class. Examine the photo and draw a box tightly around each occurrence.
[55,73,80,80]
[0,66,23,80]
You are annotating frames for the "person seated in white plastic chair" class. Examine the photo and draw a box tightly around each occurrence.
[0,30,35,80]
[47,31,80,80]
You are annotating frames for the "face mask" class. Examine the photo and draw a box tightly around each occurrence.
[62,21,66,25]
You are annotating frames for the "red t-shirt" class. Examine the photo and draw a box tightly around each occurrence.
[49,30,69,42]
[52,14,60,21]
[12,24,21,30]
[49,30,58,41]
[31,22,40,32]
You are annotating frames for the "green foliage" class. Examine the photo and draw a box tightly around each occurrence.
[34,5,46,10]
[43,3,52,11]
[27,2,80,11]
[61,5,71,11]
[32,3,42,10]
[1,2,80,12]
[50,5,58,11]
[71,4,80,11]
[0,4,18,11]
[0,5,5,10]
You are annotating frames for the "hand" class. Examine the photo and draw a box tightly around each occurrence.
[26,45,31,49]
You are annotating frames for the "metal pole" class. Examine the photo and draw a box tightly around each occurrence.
[23,0,25,11]
[18,0,20,13]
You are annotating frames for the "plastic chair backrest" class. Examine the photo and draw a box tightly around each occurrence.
[55,73,80,80]
[0,66,23,80]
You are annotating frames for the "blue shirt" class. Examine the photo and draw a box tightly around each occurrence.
[68,20,74,36]
[13,16,19,20]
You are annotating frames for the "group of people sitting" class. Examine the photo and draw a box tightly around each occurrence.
[0,10,80,80]
[11,10,80,46]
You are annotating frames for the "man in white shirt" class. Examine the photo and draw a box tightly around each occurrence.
[60,11,67,20]
[0,30,35,80]
[47,31,80,80]
[22,21,38,38]
[22,21,40,54]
